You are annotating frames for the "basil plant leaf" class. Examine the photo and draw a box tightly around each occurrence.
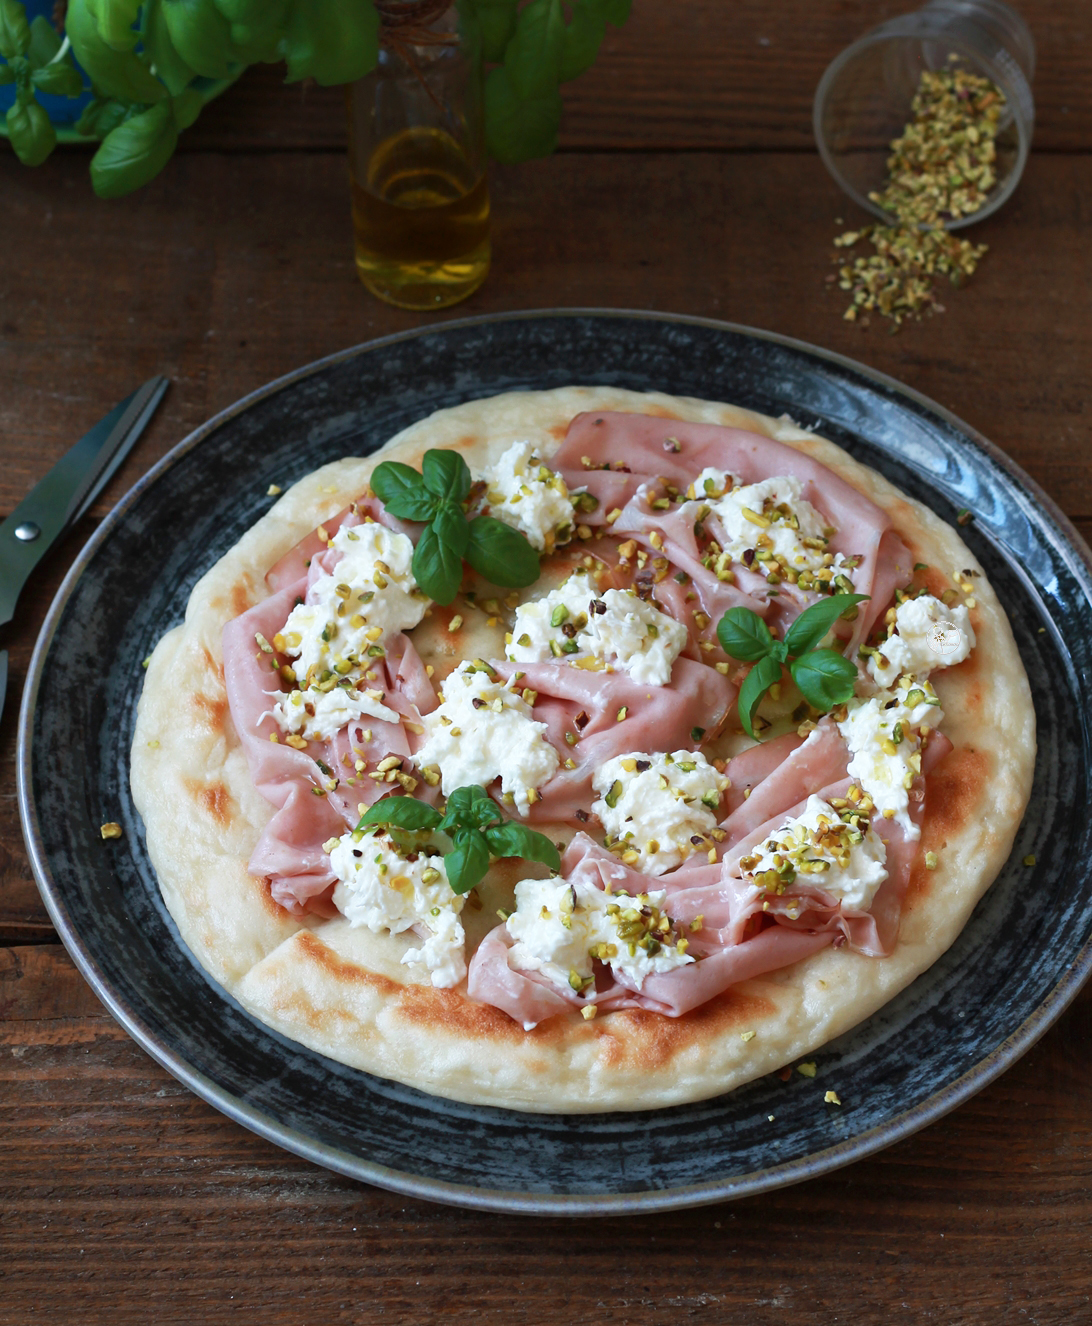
[6,96,56,166]
[483,63,561,162]
[89,100,178,197]
[0,0,31,59]
[446,828,491,895]
[27,13,62,64]
[412,517,465,605]
[782,592,870,660]
[442,784,502,832]
[356,795,443,833]
[503,0,563,100]
[465,0,519,62]
[370,459,436,522]
[790,649,859,713]
[737,654,782,742]
[716,607,774,663]
[31,57,84,97]
[558,0,607,82]
[421,448,471,503]
[465,514,540,588]
[484,822,561,872]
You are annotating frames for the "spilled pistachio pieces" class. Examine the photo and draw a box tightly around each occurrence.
[832,65,1006,327]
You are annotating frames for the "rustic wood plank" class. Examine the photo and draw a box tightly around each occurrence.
[0,945,1090,1322]
[1,146,1088,934]
[161,0,1092,155]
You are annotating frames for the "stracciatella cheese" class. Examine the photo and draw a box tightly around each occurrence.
[505,875,693,1007]
[483,440,575,551]
[868,592,975,687]
[269,683,399,743]
[507,571,687,686]
[413,661,560,815]
[591,749,728,875]
[279,522,428,687]
[740,794,888,913]
[329,830,466,987]
[838,680,944,838]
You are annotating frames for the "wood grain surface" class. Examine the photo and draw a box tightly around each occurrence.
[1,0,1090,1320]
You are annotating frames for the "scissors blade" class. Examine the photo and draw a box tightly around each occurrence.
[0,376,169,630]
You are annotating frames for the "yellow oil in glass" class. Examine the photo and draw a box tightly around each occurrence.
[350,125,490,310]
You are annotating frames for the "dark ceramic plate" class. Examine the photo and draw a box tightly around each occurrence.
[18,311,1092,1215]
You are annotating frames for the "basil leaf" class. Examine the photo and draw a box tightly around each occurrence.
[504,0,563,100]
[483,63,561,163]
[558,0,606,82]
[279,0,378,85]
[783,593,870,659]
[0,0,31,59]
[356,796,442,832]
[446,828,491,895]
[465,515,540,588]
[442,784,502,832]
[412,512,466,605]
[90,100,179,198]
[421,448,471,503]
[484,822,561,872]
[27,13,61,65]
[737,654,782,742]
[464,0,519,62]
[74,93,131,139]
[32,58,84,97]
[6,96,55,166]
[370,460,436,522]
[716,607,774,663]
[790,649,858,712]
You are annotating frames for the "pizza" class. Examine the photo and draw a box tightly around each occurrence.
[130,386,1035,1112]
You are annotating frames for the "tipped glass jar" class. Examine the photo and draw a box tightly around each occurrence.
[347,0,490,309]
[814,0,1035,229]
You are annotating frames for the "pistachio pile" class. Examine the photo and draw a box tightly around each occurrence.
[832,65,1006,327]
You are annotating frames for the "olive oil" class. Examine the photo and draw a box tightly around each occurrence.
[350,126,490,310]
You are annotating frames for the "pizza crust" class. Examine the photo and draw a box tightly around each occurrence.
[131,387,1035,1111]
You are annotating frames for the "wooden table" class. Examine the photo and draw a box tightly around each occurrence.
[2,2,1090,1319]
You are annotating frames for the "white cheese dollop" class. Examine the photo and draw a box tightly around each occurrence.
[694,472,833,568]
[742,794,888,913]
[507,571,687,686]
[591,750,729,875]
[505,875,693,1003]
[268,682,400,743]
[868,593,975,687]
[413,661,559,815]
[837,681,944,839]
[330,829,466,988]
[279,522,428,688]
[483,440,574,551]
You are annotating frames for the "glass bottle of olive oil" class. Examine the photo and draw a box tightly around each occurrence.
[347,5,490,310]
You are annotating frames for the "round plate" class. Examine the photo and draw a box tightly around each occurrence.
[18,311,1092,1214]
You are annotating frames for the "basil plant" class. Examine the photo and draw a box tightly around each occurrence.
[0,0,630,198]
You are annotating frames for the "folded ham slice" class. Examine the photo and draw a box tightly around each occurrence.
[493,658,736,824]
[222,559,438,915]
[466,728,953,1027]
[552,412,913,647]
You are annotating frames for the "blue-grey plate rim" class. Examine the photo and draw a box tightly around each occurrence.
[17,307,1092,1216]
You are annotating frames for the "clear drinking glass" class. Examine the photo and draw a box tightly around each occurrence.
[347,1,490,309]
[813,0,1036,229]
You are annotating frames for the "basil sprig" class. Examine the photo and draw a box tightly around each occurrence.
[356,783,561,896]
[370,449,540,605]
[717,594,869,740]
